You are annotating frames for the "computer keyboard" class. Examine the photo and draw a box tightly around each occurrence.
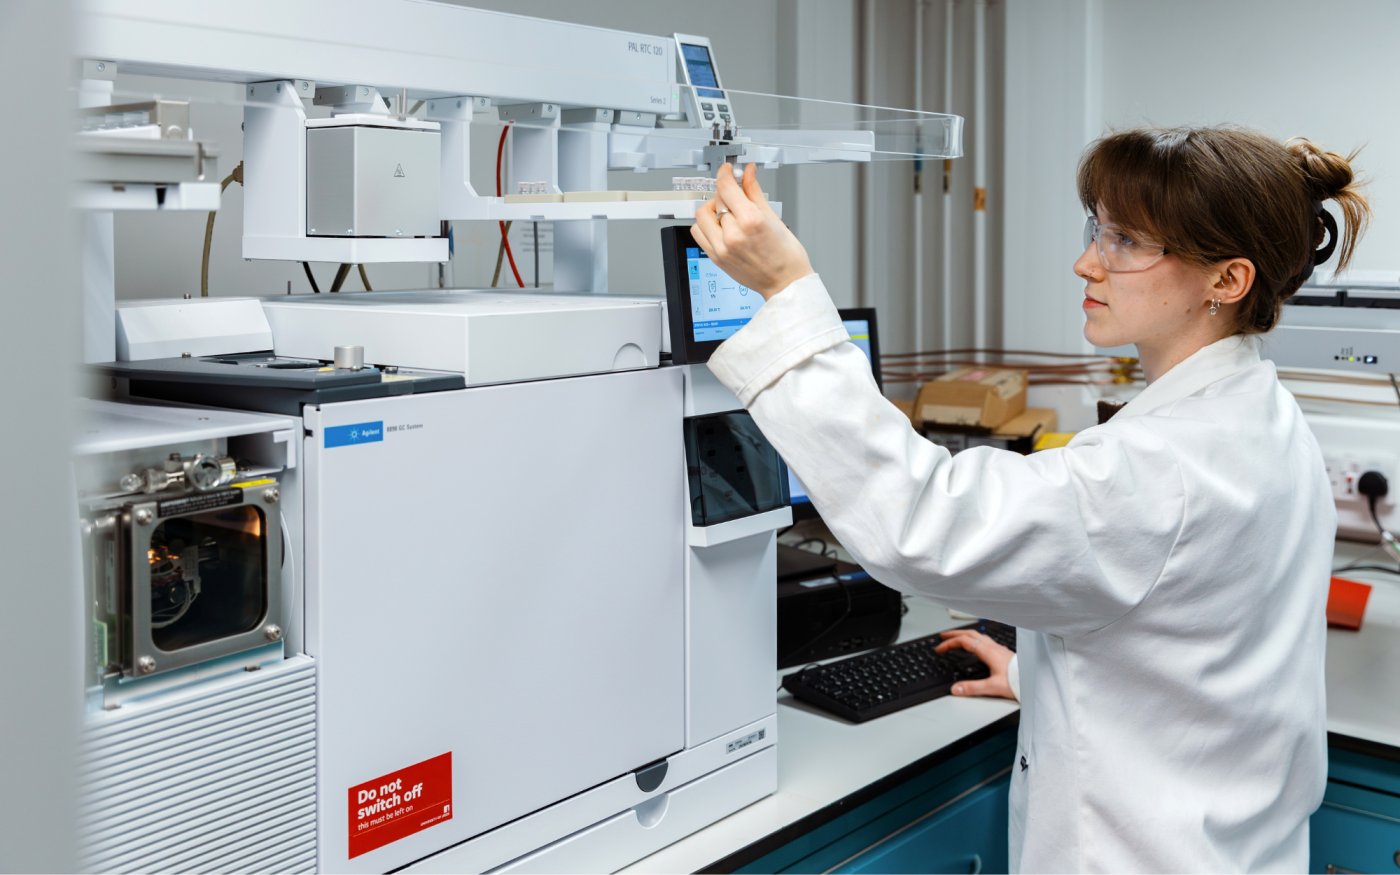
[781,620,1018,723]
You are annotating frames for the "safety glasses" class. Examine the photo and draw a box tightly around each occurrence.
[1083,215,1168,273]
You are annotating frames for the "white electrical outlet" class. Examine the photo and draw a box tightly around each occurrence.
[1307,412,1400,540]
[1323,453,1399,538]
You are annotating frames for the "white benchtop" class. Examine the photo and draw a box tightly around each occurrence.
[1324,540,1400,750]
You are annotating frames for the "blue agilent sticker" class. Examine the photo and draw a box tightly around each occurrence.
[324,421,384,448]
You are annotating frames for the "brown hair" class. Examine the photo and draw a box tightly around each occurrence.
[1077,126,1371,334]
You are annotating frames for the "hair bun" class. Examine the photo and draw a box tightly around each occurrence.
[1286,137,1356,201]
[1285,136,1369,272]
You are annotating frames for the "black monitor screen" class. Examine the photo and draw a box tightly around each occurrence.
[788,309,882,516]
[681,43,724,98]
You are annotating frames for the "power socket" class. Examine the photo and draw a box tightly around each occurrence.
[1324,454,1398,539]
[1307,412,1400,541]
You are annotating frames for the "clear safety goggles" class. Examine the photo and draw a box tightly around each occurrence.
[1083,215,1168,273]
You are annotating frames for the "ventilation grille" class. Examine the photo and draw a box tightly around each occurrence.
[78,659,317,873]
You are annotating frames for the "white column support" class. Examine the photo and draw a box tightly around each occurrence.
[499,103,561,195]
[79,60,116,362]
[556,116,612,293]
[428,95,491,221]
[243,80,311,248]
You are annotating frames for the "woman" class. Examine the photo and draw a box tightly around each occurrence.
[691,127,1369,872]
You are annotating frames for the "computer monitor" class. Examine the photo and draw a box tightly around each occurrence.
[787,308,881,522]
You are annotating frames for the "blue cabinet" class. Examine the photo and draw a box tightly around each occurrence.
[1309,741,1400,874]
[842,778,1008,874]
[734,725,1400,875]
[733,721,1017,874]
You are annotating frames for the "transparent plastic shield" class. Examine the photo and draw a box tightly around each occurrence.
[655,83,964,162]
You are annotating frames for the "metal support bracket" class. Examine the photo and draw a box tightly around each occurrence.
[498,102,560,124]
[312,84,387,115]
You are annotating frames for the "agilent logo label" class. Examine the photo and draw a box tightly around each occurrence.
[325,421,384,448]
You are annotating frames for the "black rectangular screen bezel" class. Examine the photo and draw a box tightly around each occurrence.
[839,307,884,393]
[662,224,745,365]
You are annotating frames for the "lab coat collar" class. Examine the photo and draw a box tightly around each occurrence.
[1115,335,1263,420]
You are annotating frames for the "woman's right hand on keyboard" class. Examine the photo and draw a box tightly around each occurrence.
[935,629,1017,701]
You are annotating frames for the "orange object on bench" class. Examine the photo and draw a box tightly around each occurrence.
[1327,576,1373,630]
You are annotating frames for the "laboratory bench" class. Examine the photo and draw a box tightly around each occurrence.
[625,539,1400,874]
[1311,540,1400,874]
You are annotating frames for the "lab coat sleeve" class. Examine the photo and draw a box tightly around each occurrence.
[1006,655,1020,702]
[708,276,1187,639]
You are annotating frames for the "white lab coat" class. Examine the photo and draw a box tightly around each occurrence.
[709,275,1334,873]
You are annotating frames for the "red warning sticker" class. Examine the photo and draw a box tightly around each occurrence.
[348,752,453,859]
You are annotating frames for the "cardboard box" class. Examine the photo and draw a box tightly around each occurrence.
[924,407,1058,455]
[891,398,918,425]
[916,368,1027,430]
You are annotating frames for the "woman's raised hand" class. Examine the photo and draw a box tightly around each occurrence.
[690,163,815,300]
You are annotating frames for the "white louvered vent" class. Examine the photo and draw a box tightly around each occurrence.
[78,657,317,873]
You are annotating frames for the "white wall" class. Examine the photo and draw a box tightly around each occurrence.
[1002,0,1105,356]
[851,0,997,388]
[1004,0,1400,357]
[1099,0,1400,274]
[776,0,860,307]
[861,0,918,360]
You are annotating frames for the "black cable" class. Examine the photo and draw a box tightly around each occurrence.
[1390,372,1400,408]
[1335,499,1400,574]
[1367,493,1387,536]
[1333,563,1400,577]
[1332,534,1398,575]
[329,263,352,293]
[358,264,372,291]
[301,262,321,294]
[532,221,540,288]
[777,662,823,694]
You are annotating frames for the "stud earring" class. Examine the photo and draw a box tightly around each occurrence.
[1209,299,1221,316]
